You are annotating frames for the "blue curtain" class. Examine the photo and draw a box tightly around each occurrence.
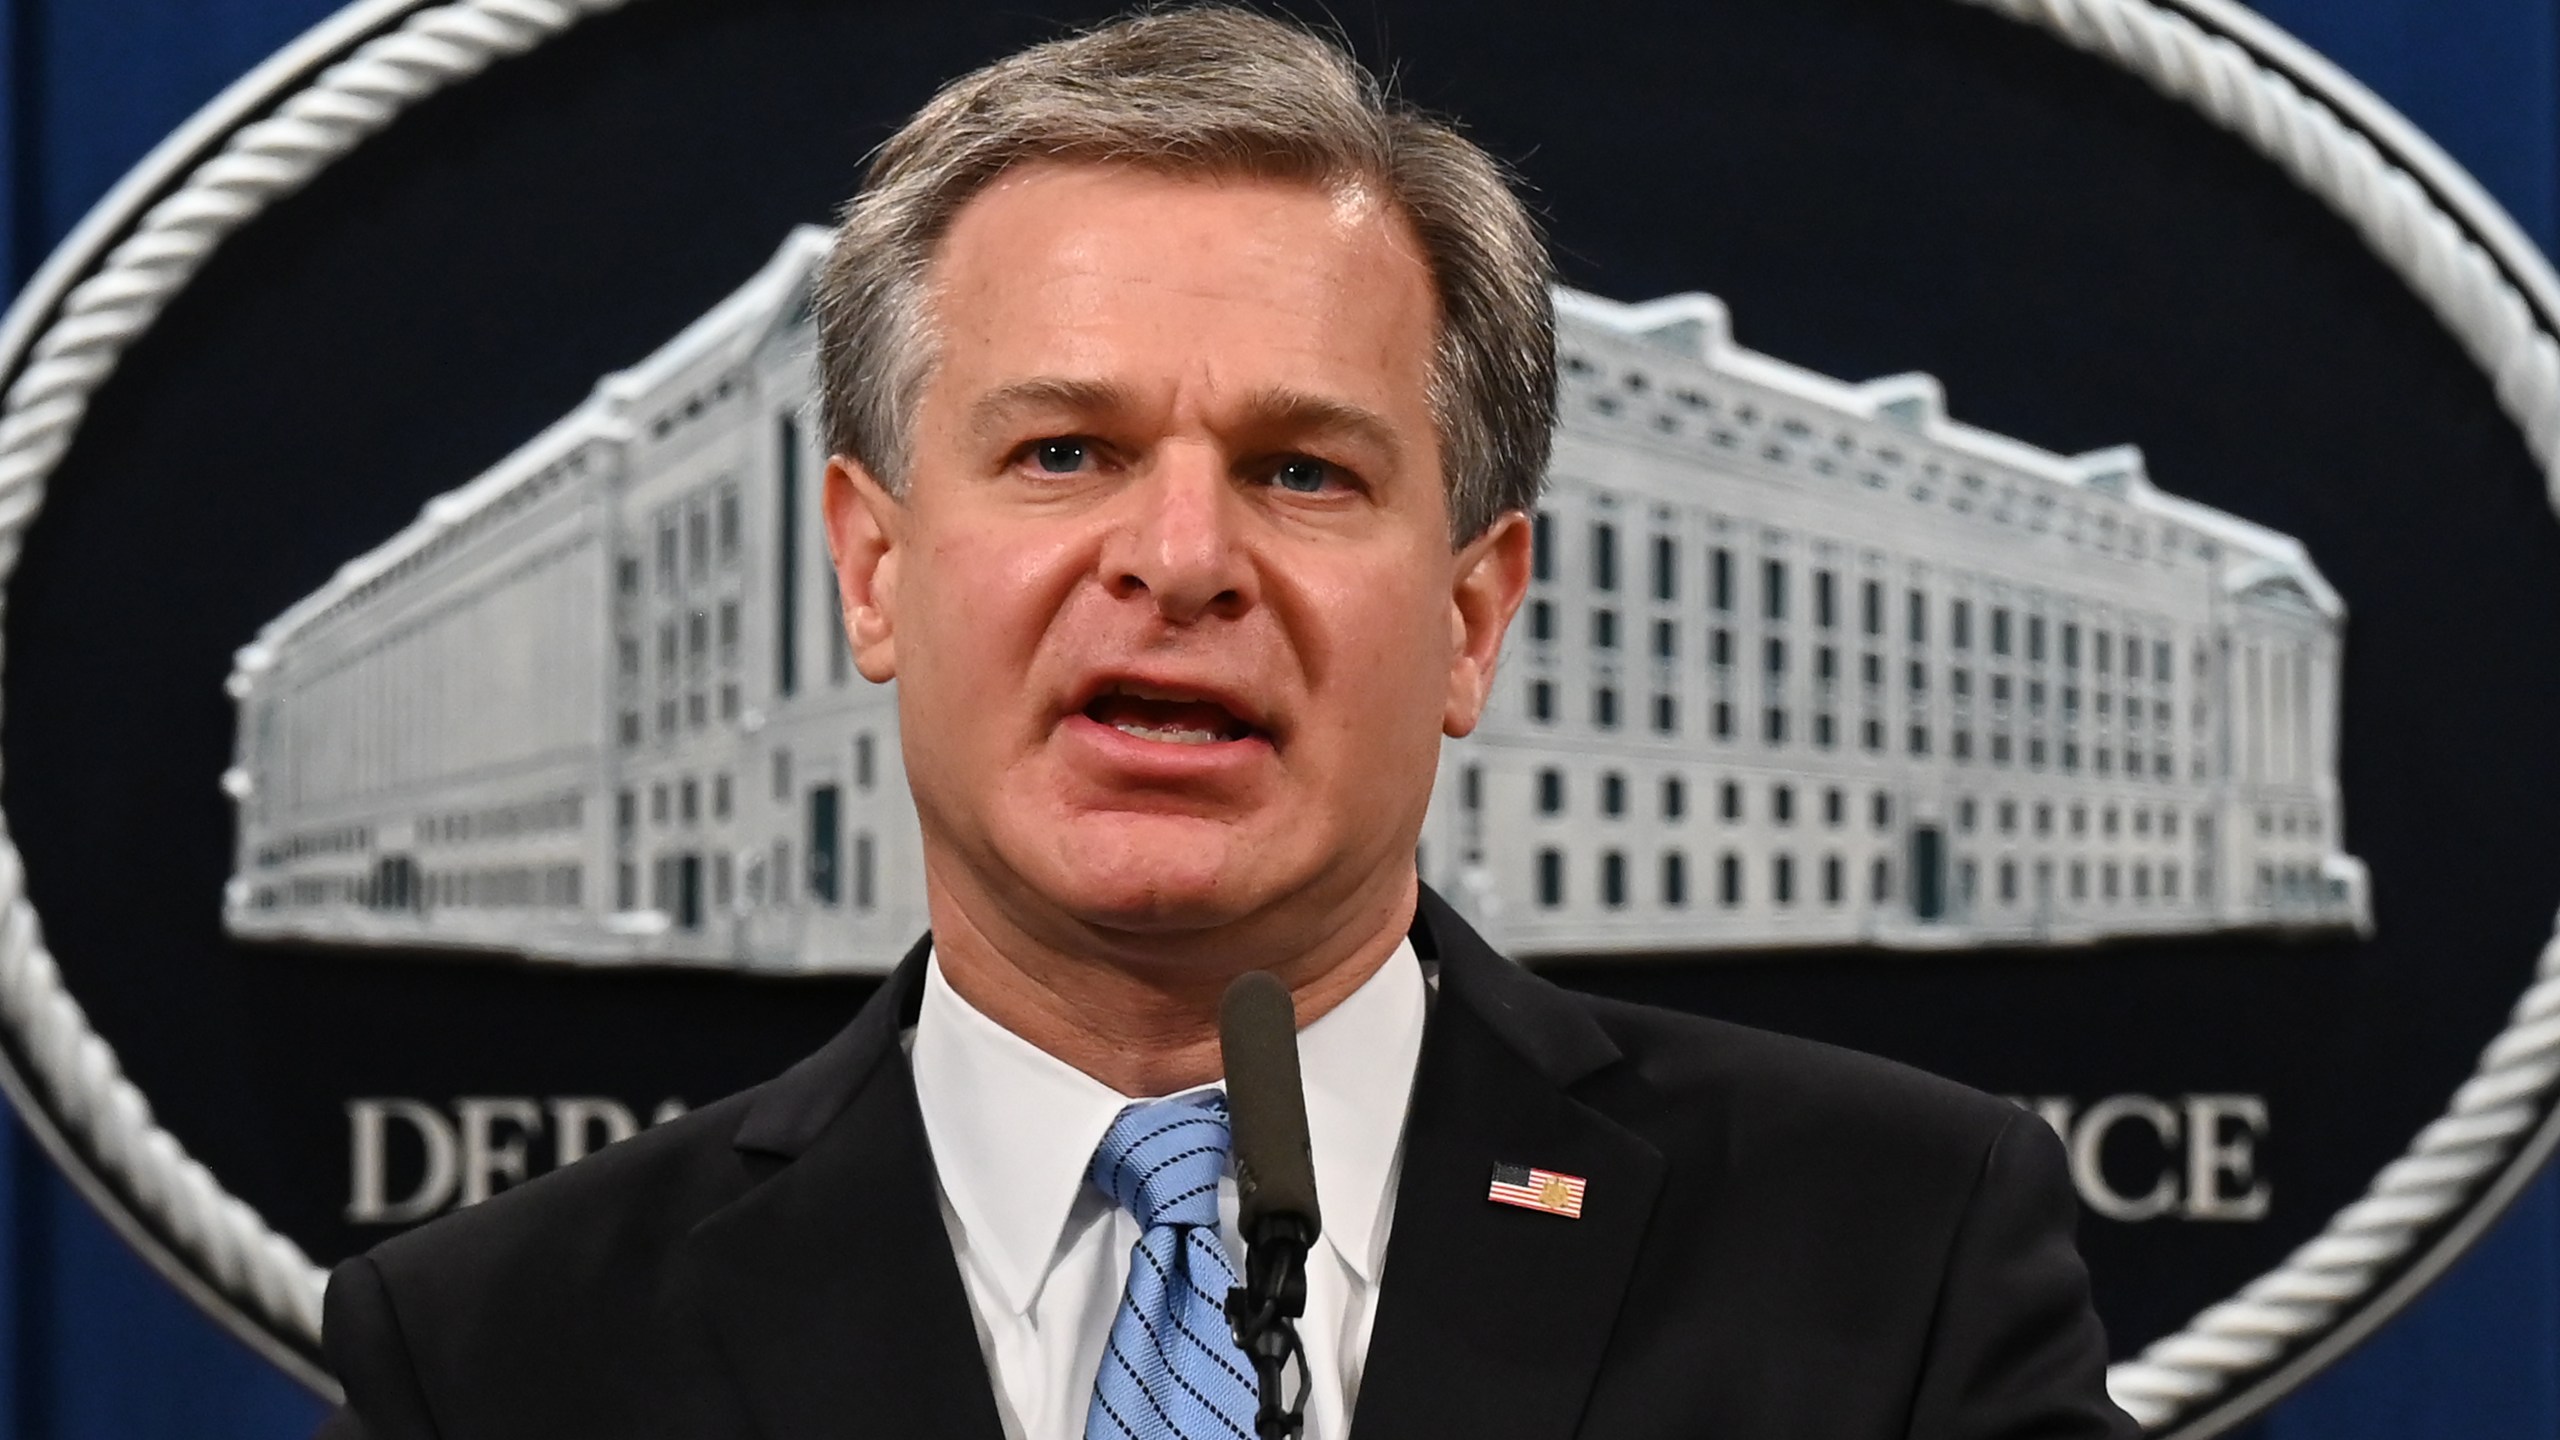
[0,0,2554,1434]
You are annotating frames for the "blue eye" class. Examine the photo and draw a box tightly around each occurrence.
[1032,439,1087,474]
[1274,458,1331,493]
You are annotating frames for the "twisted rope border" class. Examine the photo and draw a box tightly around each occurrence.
[0,0,629,1392]
[0,0,2552,1428]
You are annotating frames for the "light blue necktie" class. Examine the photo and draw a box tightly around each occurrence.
[1083,1095,1261,1440]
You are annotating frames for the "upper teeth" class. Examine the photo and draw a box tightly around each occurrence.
[1112,722,1226,745]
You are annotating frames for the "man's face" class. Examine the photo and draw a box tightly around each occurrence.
[825,163,1527,952]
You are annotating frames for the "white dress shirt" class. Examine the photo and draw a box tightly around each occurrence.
[910,941,1428,1440]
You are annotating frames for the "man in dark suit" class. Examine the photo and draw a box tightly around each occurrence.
[320,7,2137,1437]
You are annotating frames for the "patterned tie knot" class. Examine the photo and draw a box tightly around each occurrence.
[1089,1094,1230,1232]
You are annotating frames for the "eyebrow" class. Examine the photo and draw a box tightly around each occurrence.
[965,377,1406,465]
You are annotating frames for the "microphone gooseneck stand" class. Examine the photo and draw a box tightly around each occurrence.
[1219,971,1323,1440]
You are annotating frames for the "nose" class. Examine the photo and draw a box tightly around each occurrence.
[1102,442,1253,624]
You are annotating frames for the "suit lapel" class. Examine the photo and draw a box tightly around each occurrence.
[1352,889,1667,1440]
[675,938,1007,1440]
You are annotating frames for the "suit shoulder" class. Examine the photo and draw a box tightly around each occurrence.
[1569,987,2024,1160]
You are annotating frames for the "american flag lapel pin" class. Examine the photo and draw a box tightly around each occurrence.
[1488,1161,1587,1219]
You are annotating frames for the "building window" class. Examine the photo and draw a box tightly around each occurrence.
[1823,854,1844,905]
[1538,768,1564,814]
[1815,570,1837,629]
[807,786,841,906]
[1711,547,1734,611]
[617,862,637,911]
[1591,522,1618,592]
[1951,730,1972,762]
[686,503,710,579]
[1862,579,1883,636]
[1661,775,1686,820]
[1772,854,1795,906]
[680,779,700,825]
[719,684,740,720]
[715,854,735,910]
[2095,631,2113,676]
[2028,616,2047,663]
[1529,679,1554,721]
[1763,559,1787,621]
[2063,623,2082,669]
[620,711,642,747]
[656,517,678,590]
[1529,600,1554,641]
[1714,701,1734,739]
[713,774,732,820]
[2125,633,2143,679]
[1824,787,1845,826]
[1532,511,1553,582]
[1720,781,1743,821]
[651,783,669,824]
[1766,637,1788,676]
[718,600,740,662]
[1951,600,1972,651]
[1872,857,1893,903]
[717,484,741,562]
[1907,588,1927,646]
[1719,852,1743,907]
[618,557,641,596]
[1651,535,1677,601]
[1907,725,1930,757]
[1711,627,1734,669]
[1661,852,1687,907]
[1862,717,1884,752]
[1594,687,1619,729]
[855,733,876,790]
[1537,848,1563,907]
[1463,764,1483,811]
[1813,712,1836,748]
[2000,860,2019,903]
[1652,619,1676,659]
[1763,707,1787,745]
[1592,609,1618,650]
[854,833,876,910]
[1602,851,1628,908]
[1772,785,1795,825]
[1652,694,1677,734]
[1601,772,1626,817]
[1872,791,1892,830]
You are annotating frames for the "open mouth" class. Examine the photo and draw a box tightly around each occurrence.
[1081,684,1260,745]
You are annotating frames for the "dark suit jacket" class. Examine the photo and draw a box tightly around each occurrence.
[317,886,2136,1439]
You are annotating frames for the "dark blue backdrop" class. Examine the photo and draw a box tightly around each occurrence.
[0,0,2554,1435]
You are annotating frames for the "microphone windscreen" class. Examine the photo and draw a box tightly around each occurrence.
[1220,970,1322,1242]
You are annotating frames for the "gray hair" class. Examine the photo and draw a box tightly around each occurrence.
[812,4,1556,545]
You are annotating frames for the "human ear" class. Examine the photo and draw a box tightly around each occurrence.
[822,455,902,683]
[1443,509,1532,738]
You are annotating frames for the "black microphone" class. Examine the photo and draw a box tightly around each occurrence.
[1220,970,1319,1440]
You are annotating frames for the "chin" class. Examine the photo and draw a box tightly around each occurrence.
[1032,814,1284,934]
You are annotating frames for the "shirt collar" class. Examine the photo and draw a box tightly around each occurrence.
[911,938,1427,1316]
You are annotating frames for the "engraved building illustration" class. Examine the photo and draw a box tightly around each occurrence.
[222,228,2371,972]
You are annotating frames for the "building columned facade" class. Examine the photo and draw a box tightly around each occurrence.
[224,230,2368,973]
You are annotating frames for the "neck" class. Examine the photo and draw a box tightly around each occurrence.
[925,866,1418,1097]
